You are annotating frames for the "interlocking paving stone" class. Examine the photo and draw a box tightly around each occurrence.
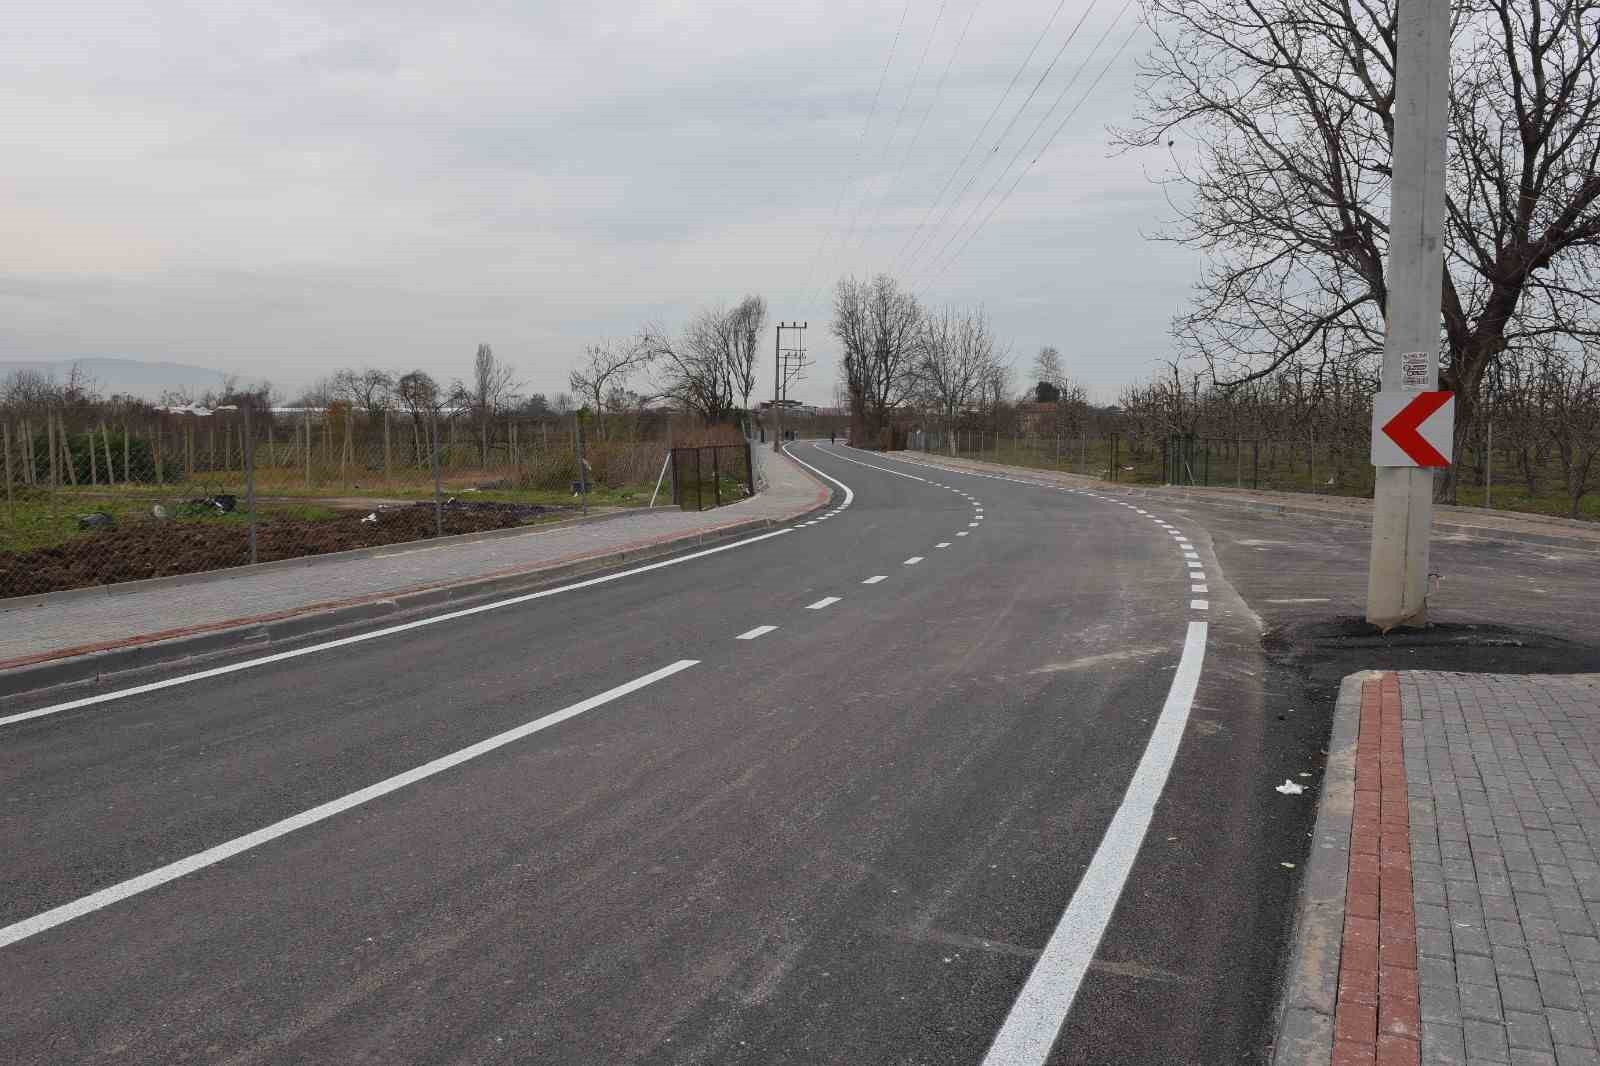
[1400,674,1600,1066]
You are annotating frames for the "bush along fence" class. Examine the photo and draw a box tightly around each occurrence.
[0,405,753,598]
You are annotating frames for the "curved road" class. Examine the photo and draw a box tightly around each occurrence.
[1,442,1315,1065]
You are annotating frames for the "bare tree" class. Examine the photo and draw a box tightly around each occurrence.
[915,306,999,454]
[331,368,395,420]
[1118,0,1600,453]
[1034,346,1065,388]
[727,294,768,414]
[457,343,520,462]
[644,310,740,424]
[832,274,922,442]
[569,340,652,440]
[1537,343,1600,516]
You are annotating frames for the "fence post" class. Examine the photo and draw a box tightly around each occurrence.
[1309,439,1317,494]
[88,420,98,485]
[1236,437,1243,488]
[573,411,587,515]
[244,400,257,565]
[303,411,312,488]
[713,446,722,507]
[384,409,393,483]
[1203,440,1210,486]
[429,405,443,536]
[695,448,703,511]
[670,447,680,505]
[1485,419,1493,509]
[744,439,754,497]
[47,409,59,487]
[121,421,129,484]
[3,421,12,516]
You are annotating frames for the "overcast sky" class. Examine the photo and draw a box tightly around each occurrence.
[1,0,1198,405]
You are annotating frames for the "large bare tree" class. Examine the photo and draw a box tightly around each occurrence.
[569,340,653,440]
[727,294,768,414]
[832,274,923,441]
[1119,0,1600,443]
[915,305,1000,454]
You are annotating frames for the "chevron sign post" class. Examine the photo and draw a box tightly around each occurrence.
[1371,390,1455,468]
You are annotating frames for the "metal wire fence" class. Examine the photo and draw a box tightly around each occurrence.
[1,406,750,598]
[913,425,1599,518]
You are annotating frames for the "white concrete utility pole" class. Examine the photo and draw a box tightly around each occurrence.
[1367,0,1452,630]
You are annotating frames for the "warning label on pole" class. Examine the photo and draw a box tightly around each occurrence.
[1401,352,1430,390]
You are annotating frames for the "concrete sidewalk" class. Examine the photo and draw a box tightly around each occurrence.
[890,451,1600,552]
[2,448,829,681]
[1275,670,1600,1065]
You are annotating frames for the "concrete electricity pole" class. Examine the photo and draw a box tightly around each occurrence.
[773,325,784,453]
[1367,0,1451,630]
[773,322,807,452]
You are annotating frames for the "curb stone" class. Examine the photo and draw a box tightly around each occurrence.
[1271,670,1376,1065]
[1,488,836,702]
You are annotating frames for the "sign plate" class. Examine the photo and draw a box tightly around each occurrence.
[1401,352,1431,391]
[1372,390,1454,467]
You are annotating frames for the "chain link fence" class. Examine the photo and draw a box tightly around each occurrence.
[1,406,752,598]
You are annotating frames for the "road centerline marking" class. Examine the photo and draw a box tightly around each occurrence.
[0,660,701,949]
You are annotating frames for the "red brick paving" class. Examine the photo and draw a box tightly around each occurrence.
[1333,673,1419,1064]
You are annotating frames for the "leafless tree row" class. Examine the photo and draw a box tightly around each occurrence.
[1119,0,1600,458]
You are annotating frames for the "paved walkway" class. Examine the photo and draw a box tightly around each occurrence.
[2,449,828,668]
[1278,671,1600,1065]
[891,451,1600,550]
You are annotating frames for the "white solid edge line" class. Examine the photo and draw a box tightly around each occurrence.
[736,625,778,640]
[862,576,887,584]
[813,445,928,483]
[903,556,924,565]
[782,443,857,512]
[6,452,853,728]
[980,622,1208,1065]
[2,529,791,728]
[806,596,841,610]
[0,659,700,949]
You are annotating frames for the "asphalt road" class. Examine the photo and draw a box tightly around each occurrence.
[2,443,1333,1065]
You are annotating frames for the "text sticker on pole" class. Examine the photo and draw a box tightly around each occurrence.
[1371,390,1454,467]
[1401,352,1430,391]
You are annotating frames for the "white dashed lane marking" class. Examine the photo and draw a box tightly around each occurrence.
[904,556,924,566]
[862,576,887,585]
[806,597,841,610]
[736,625,778,640]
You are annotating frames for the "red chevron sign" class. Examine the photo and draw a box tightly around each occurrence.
[1371,391,1454,467]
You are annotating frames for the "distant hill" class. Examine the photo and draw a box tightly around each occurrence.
[0,357,230,401]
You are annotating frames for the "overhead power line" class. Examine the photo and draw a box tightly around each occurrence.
[836,0,950,278]
[852,0,986,274]
[898,0,1101,278]
[794,0,917,320]
[883,0,1074,279]
[919,14,1142,291]
[911,0,1130,285]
